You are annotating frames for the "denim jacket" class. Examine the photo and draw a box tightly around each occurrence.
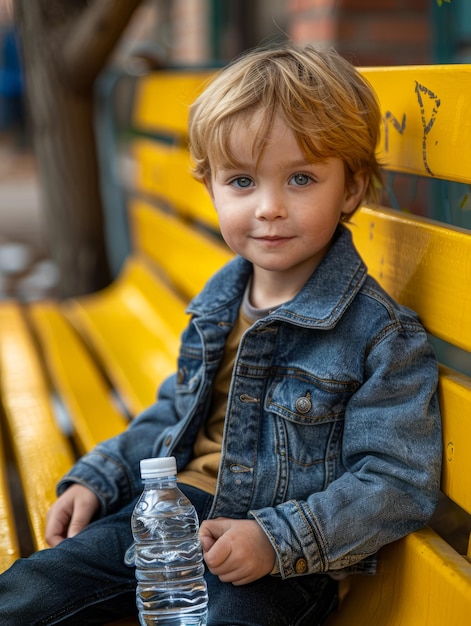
[60,226,442,579]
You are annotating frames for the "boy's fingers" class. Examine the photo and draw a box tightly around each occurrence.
[45,527,65,547]
[200,518,231,538]
[45,510,69,547]
[66,497,98,538]
[67,512,90,538]
[199,534,215,553]
[201,525,233,569]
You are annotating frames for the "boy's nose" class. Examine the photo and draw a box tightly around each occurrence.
[255,192,287,220]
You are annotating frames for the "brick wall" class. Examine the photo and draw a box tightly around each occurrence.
[169,0,211,64]
[129,0,433,68]
[288,0,432,65]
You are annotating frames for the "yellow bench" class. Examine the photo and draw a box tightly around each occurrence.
[0,64,470,625]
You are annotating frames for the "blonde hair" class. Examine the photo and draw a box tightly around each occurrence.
[189,44,382,207]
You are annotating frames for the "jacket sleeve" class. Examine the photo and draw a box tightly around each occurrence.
[57,373,181,516]
[250,324,442,579]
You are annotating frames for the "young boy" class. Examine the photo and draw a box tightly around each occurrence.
[0,44,441,625]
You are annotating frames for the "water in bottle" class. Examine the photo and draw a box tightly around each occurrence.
[127,456,208,625]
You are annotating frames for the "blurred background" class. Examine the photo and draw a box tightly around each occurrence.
[1,0,470,300]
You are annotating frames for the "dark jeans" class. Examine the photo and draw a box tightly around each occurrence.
[0,484,337,625]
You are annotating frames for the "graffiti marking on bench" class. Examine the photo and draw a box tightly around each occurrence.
[415,81,441,176]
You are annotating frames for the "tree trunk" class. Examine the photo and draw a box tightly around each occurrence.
[14,0,141,297]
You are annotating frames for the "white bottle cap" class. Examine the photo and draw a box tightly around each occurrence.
[140,456,177,479]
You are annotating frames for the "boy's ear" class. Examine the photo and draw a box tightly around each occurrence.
[342,170,369,216]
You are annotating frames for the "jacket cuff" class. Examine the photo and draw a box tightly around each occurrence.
[57,450,134,516]
[249,501,324,579]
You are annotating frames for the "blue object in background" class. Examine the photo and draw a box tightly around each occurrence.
[0,26,25,133]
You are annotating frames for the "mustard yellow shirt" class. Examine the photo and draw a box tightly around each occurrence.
[177,308,253,494]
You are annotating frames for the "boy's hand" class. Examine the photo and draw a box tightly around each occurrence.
[45,484,99,547]
[199,517,276,585]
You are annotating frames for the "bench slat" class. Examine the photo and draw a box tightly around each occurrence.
[0,439,20,572]
[130,200,232,300]
[133,70,216,135]
[131,139,218,230]
[326,527,471,626]
[0,303,74,551]
[349,206,471,352]
[65,259,189,416]
[439,366,471,516]
[362,64,471,183]
[28,303,129,454]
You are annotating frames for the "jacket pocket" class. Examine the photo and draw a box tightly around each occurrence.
[266,374,354,467]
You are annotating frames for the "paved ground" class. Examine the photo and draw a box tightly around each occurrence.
[0,134,59,299]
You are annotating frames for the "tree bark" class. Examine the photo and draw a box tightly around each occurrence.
[14,0,141,297]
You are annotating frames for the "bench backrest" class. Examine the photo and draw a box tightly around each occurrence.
[357,66,471,524]
[128,70,231,300]
[332,65,471,624]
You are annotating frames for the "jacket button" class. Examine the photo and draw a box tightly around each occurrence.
[295,558,307,574]
[295,394,312,414]
[165,436,172,447]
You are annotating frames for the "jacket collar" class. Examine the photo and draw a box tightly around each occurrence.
[188,225,367,329]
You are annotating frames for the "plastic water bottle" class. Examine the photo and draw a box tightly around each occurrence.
[129,456,208,625]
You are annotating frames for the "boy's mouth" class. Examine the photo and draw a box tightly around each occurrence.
[254,233,294,240]
[253,235,295,246]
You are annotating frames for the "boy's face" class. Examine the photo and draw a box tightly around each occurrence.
[206,112,367,302]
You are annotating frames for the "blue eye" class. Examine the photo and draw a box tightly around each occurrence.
[290,173,312,186]
[231,177,253,188]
